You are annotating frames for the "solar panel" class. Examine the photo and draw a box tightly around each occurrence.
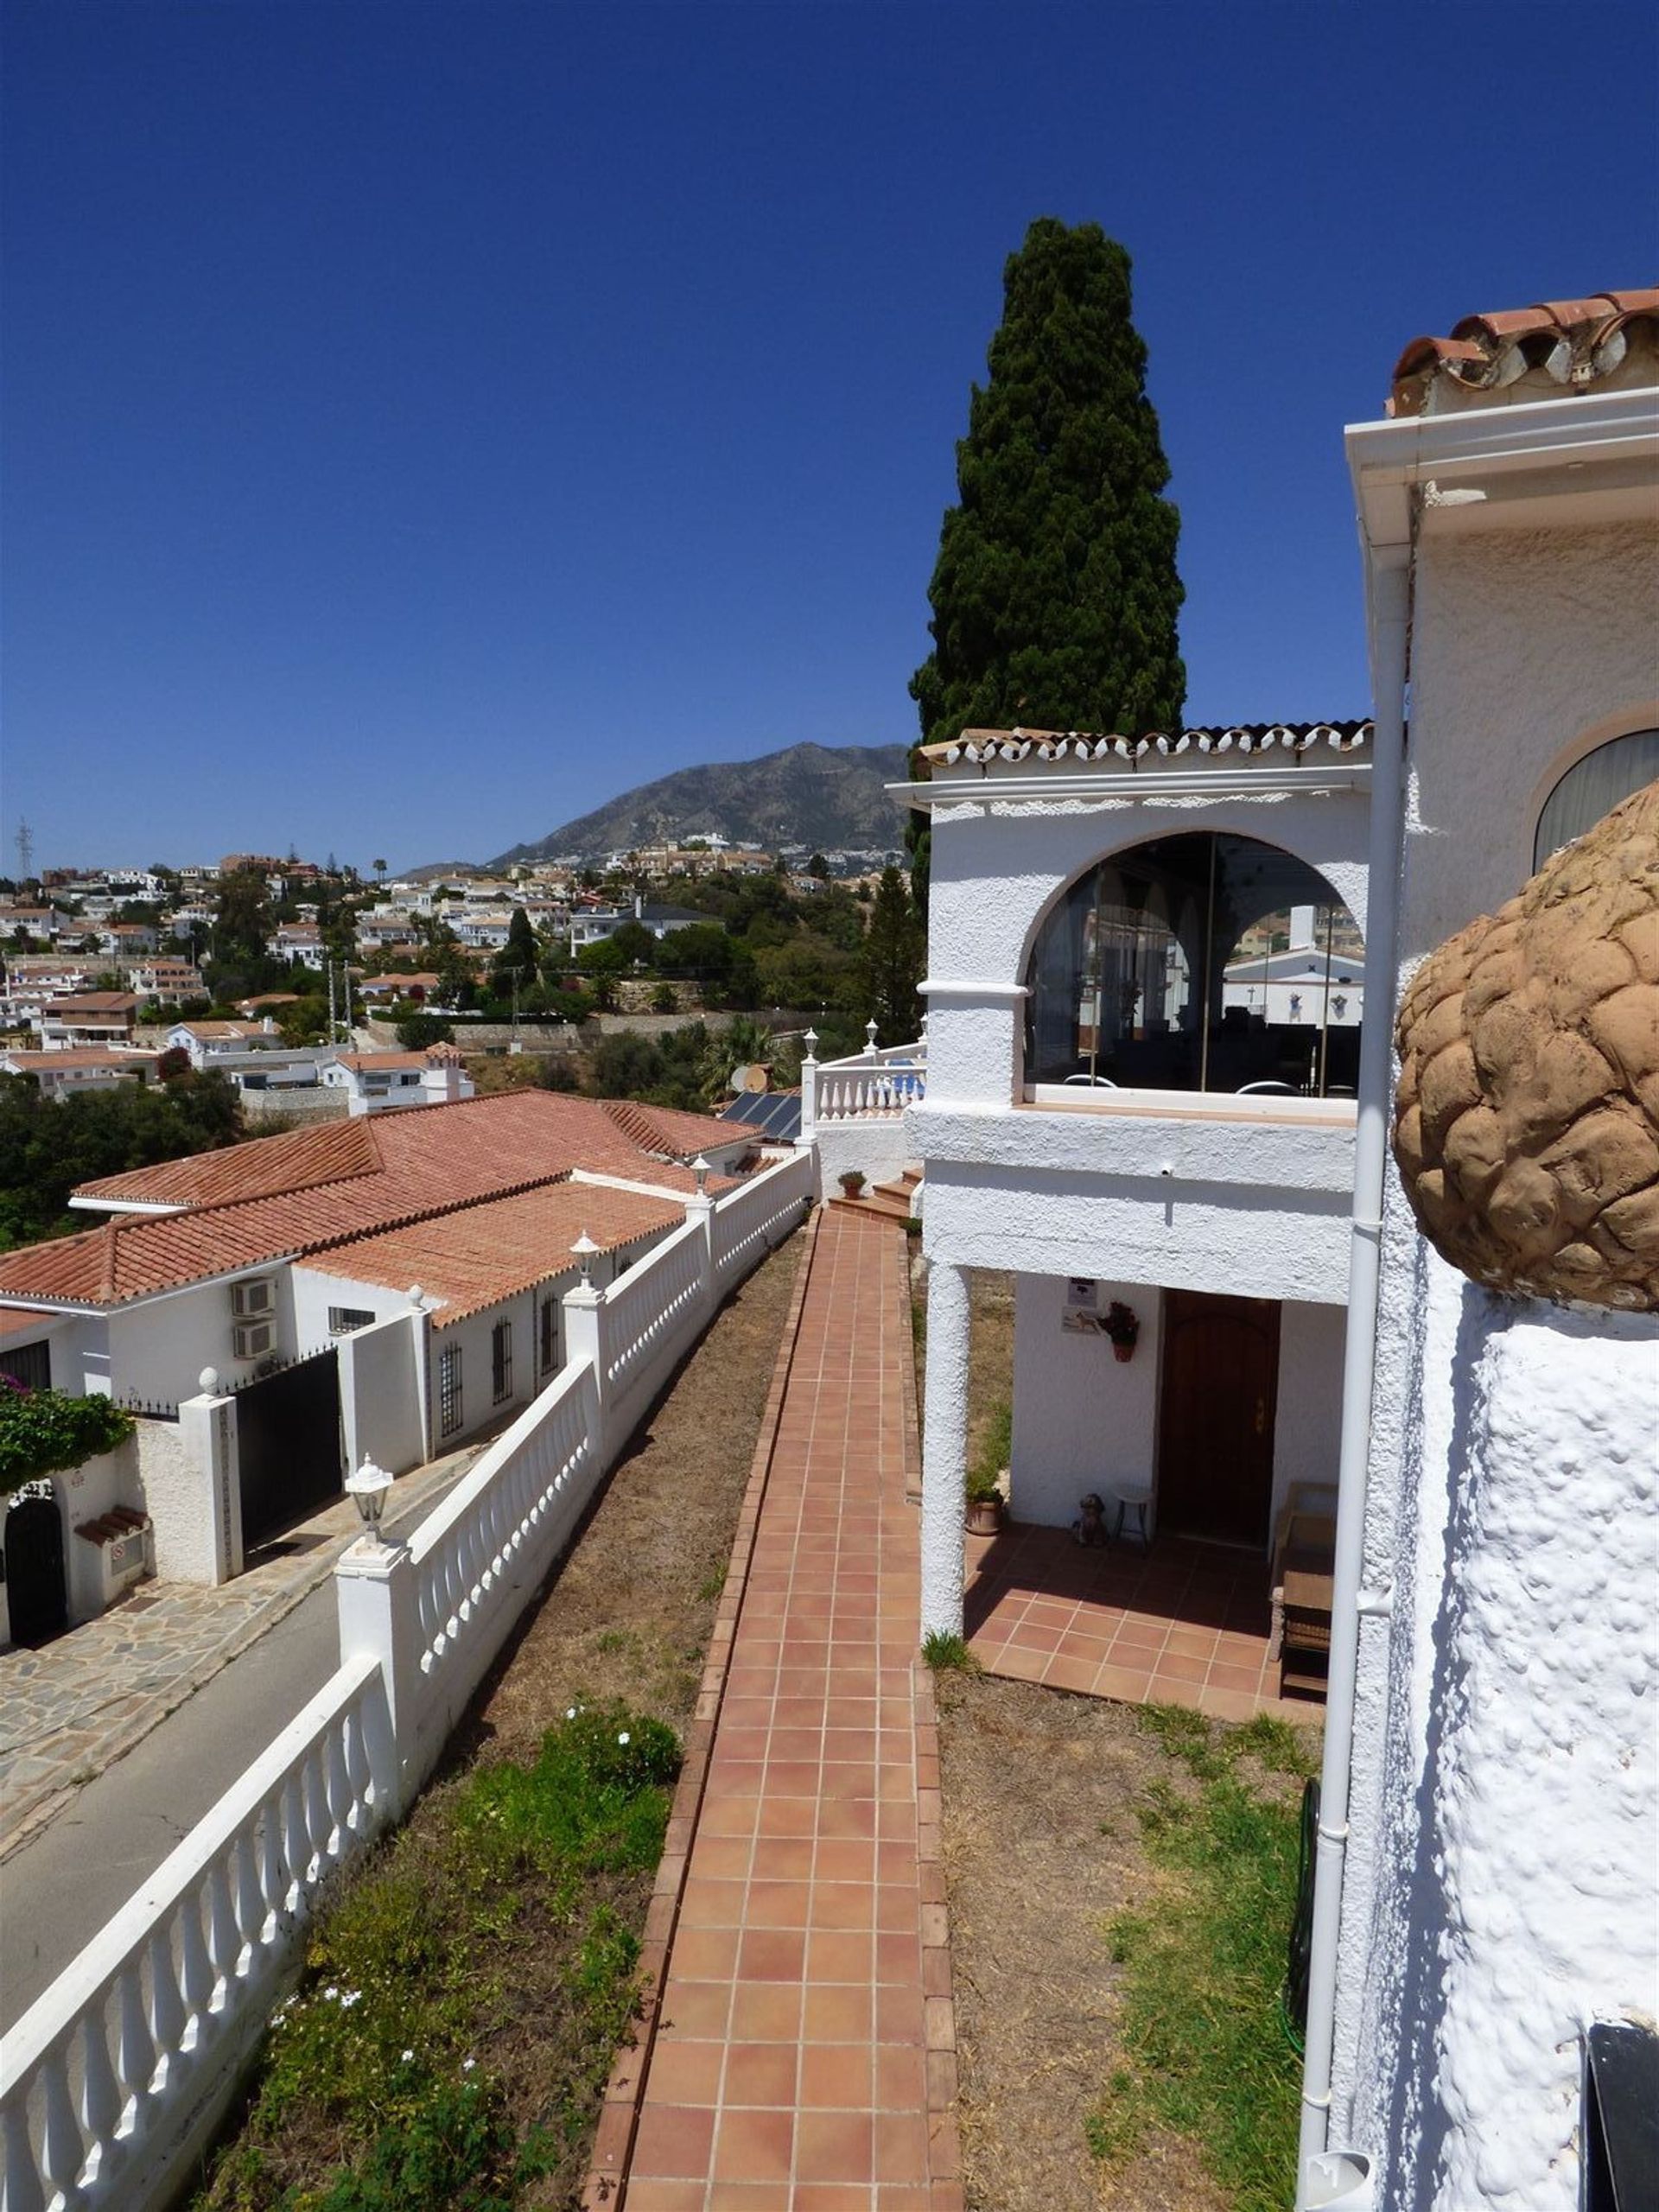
[721,1091,802,1141]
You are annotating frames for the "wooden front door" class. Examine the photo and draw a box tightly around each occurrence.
[1157,1291,1281,1548]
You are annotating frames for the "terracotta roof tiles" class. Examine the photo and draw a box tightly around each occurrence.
[302,1181,683,1324]
[1389,289,1659,416]
[0,1090,744,1308]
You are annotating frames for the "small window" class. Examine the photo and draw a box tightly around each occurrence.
[327,1306,376,1336]
[492,1319,512,1404]
[0,1340,50,1391]
[438,1343,464,1438]
[1534,728,1659,868]
[538,1296,559,1378]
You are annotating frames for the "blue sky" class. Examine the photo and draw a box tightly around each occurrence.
[4,2,1655,876]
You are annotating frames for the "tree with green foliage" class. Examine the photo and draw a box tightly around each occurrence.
[909,218,1185,898]
[490,906,539,995]
[0,1071,242,1249]
[858,866,925,1046]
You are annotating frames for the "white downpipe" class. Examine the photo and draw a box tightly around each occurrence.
[1296,553,1410,2199]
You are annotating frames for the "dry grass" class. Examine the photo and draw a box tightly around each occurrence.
[938,1670,1319,2212]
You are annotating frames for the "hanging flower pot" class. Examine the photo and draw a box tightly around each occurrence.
[1103,1300,1140,1363]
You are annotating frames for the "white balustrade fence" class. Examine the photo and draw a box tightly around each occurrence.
[0,1655,394,2212]
[714,1147,816,1286]
[0,1148,813,2212]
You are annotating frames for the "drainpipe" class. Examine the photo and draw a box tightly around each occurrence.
[1295,551,1410,2208]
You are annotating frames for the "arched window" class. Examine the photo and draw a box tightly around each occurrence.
[1024,833,1364,1098]
[1534,728,1659,868]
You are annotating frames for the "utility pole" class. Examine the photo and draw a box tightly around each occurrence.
[327,957,337,1043]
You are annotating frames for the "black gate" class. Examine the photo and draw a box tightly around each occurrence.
[235,1350,345,1552]
[3,1485,68,1645]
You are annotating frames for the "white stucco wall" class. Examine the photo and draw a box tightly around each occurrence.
[1333,490,1659,2199]
[1270,1300,1347,1532]
[811,1117,913,1201]
[1008,1273,1163,1529]
[1401,520,1659,963]
[1345,1259,1658,2209]
[337,1309,426,1477]
[915,1105,1354,1306]
[108,1270,301,1408]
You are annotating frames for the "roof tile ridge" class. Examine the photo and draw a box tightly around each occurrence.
[295,1166,587,1262]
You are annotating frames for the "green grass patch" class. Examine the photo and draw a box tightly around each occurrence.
[193,1703,679,2212]
[921,1630,981,1674]
[1087,1707,1316,2210]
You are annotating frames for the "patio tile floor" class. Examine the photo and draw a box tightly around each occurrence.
[624,1211,961,2210]
[965,1522,1322,1720]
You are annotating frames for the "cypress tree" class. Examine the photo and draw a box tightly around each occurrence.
[909,219,1185,893]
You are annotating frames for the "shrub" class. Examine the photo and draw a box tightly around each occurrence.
[0,1383,134,1492]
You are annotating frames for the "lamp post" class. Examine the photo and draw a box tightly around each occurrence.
[345,1457,393,1549]
[571,1231,600,1290]
[692,1154,710,1195]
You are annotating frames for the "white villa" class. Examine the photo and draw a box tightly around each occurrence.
[886,283,1658,2212]
[898,720,1370,1611]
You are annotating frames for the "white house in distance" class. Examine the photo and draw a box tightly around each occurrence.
[897,717,1371,1632]
[321,1045,476,1114]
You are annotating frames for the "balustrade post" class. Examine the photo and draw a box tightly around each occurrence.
[798,1030,818,1142]
[686,1190,717,1317]
[334,1536,418,1818]
[562,1275,607,1459]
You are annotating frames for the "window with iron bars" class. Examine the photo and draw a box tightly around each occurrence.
[438,1343,463,1438]
[538,1294,559,1378]
[492,1319,512,1404]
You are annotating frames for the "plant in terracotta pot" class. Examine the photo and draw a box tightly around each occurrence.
[1103,1300,1140,1363]
[837,1170,867,1198]
[964,1465,1005,1535]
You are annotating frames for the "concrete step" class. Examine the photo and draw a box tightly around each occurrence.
[870,1175,921,1211]
[828,1190,915,1228]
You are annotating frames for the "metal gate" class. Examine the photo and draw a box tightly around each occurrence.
[235,1349,345,1552]
[3,1484,68,1645]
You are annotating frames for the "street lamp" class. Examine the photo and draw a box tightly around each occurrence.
[345,1457,393,1548]
[571,1231,600,1289]
[692,1155,710,1194]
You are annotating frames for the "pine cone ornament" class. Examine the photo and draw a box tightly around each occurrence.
[1392,780,1659,1308]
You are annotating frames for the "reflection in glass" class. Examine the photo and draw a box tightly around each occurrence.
[1533,730,1659,868]
[1024,833,1364,1096]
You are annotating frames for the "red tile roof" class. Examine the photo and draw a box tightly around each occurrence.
[74,1116,385,1210]
[0,1090,740,1307]
[598,1097,755,1159]
[1390,289,1659,416]
[302,1180,682,1324]
[43,993,141,1015]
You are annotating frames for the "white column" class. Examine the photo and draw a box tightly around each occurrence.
[163,1381,242,1585]
[686,1190,717,1316]
[335,1535,419,1816]
[920,1259,970,1640]
[563,1276,607,1462]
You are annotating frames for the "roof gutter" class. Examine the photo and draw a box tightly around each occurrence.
[1295,439,1414,2209]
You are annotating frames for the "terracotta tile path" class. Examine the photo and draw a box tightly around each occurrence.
[620,1210,961,2210]
[965,1522,1320,1720]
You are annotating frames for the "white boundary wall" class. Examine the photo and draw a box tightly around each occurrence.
[0,1148,812,2212]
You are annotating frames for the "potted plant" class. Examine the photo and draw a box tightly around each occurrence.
[837,1170,867,1198]
[964,1467,1005,1535]
[1103,1300,1140,1363]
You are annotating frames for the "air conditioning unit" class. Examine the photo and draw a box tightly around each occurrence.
[232,1319,276,1361]
[231,1277,275,1319]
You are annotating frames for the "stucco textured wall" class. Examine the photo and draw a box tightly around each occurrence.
[1404,521,1659,963]
[1335,507,1659,2201]
[1010,1273,1162,1528]
[1349,1260,1658,2209]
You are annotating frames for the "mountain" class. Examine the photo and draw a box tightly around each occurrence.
[476,742,912,869]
